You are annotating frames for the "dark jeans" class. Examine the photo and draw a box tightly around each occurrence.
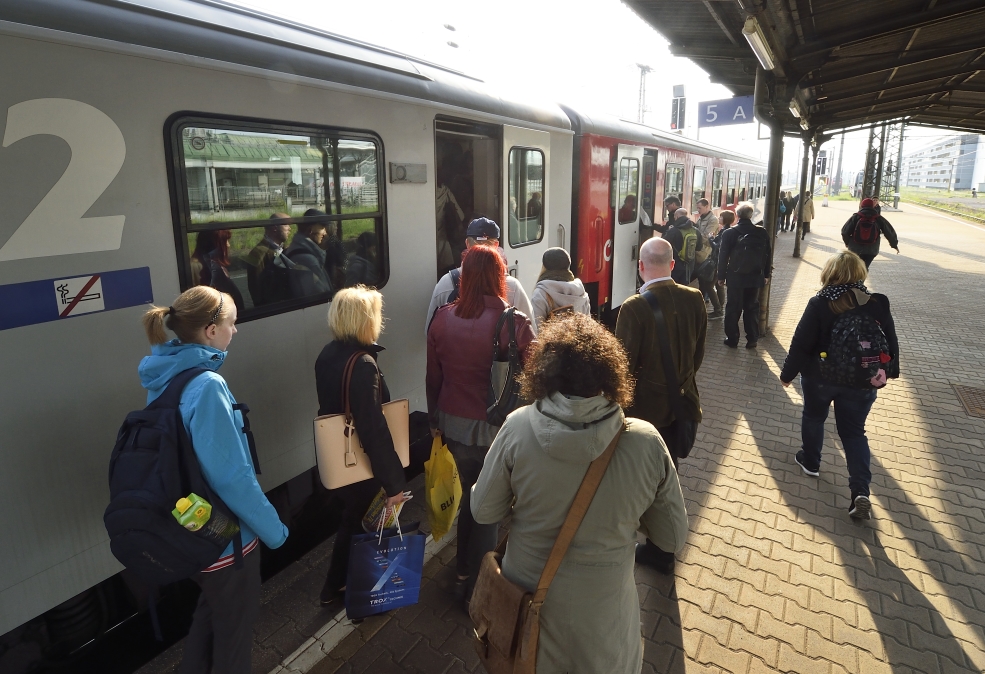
[859,253,876,268]
[800,376,877,496]
[697,273,722,312]
[325,478,382,591]
[448,438,499,590]
[180,547,261,674]
[724,284,760,344]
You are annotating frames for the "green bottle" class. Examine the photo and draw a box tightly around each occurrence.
[172,493,212,531]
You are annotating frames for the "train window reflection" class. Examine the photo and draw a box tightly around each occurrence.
[727,170,738,205]
[665,164,684,211]
[508,147,545,246]
[692,167,707,212]
[713,169,724,207]
[170,119,387,320]
[738,171,747,201]
[617,158,639,224]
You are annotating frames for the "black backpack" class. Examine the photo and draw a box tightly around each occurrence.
[427,268,462,333]
[819,309,891,388]
[486,308,524,426]
[728,227,770,275]
[852,213,880,246]
[104,368,258,586]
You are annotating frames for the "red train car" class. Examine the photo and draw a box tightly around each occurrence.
[561,107,767,318]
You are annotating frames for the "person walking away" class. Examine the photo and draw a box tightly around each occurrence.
[782,191,795,232]
[777,192,788,232]
[472,313,687,674]
[714,210,735,309]
[530,247,591,325]
[426,245,536,603]
[779,251,899,519]
[717,201,771,349]
[424,217,536,333]
[841,197,899,268]
[314,286,408,605]
[663,207,703,285]
[800,190,815,238]
[615,237,705,575]
[693,199,722,319]
[285,221,333,297]
[140,288,288,674]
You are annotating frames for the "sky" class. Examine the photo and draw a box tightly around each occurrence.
[226,0,962,187]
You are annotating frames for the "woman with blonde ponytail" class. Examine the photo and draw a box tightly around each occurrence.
[138,286,288,674]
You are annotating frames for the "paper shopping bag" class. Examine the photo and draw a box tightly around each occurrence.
[345,522,425,620]
[423,435,461,542]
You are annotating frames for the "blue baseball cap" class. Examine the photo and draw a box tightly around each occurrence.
[466,217,501,241]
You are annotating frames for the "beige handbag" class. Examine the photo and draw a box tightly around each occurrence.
[314,351,409,490]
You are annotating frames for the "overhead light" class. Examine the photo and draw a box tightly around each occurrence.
[788,101,801,118]
[742,17,775,71]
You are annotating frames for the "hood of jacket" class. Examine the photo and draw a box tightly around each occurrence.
[287,234,327,264]
[535,278,587,302]
[139,340,226,402]
[529,392,624,464]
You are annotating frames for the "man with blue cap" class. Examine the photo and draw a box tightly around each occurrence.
[425,217,536,333]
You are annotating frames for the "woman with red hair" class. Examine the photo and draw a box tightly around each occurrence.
[426,244,536,605]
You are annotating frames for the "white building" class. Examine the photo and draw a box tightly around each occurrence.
[902,134,985,192]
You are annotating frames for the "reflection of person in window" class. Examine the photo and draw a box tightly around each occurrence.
[508,196,521,237]
[306,208,345,288]
[284,222,332,297]
[618,194,638,223]
[245,213,293,306]
[190,229,245,311]
[345,232,380,288]
[436,179,465,275]
[526,191,543,219]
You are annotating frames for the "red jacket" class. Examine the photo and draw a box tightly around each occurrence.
[426,296,536,422]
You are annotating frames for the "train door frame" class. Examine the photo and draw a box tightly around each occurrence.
[502,125,550,293]
[610,143,643,308]
[641,150,658,225]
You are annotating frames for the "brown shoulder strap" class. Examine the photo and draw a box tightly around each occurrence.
[341,351,375,421]
[531,424,625,604]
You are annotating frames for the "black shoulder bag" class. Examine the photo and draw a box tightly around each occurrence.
[486,308,524,426]
[641,290,698,460]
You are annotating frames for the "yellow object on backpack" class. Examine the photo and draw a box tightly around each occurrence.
[424,434,462,542]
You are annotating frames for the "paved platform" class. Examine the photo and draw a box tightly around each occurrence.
[142,200,985,673]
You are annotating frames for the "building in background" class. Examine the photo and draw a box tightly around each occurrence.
[902,134,985,192]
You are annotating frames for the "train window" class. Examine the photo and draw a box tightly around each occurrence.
[169,117,387,320]
[712,169,724,207]
[665,164,685,212]
[738,171,747,201]
[616,157,640,224]
[691,167,707,212]
[508,147,545,246]
[726,170,738,205]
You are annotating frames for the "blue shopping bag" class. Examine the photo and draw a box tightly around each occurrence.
[345,520,425,620]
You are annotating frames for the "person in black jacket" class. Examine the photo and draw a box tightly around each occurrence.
[842,198,899,268]
[663,208,703,285]
[779,251,899,520]
[717,202,771,348]
[314,286,408,605]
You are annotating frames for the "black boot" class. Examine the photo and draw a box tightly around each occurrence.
[635,540,676,575]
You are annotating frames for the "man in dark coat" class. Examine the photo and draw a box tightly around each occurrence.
[841,197,899,268]
[717,201,772,348]
[616,236,706,574]
[663,208,704,285]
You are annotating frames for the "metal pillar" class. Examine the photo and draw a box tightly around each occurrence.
[861,125,883,200]
[893,121,906,207]
[754,68,784,335]
[874,123,887,198]
[833,132,845,195]
[793,134,811,258]
[879,121,903,208]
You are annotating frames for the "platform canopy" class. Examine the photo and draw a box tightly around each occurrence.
[625,0,985,135]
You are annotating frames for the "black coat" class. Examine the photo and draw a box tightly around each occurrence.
[841,210,898,256]
[315,341,406,497]
[717,219,771,287]
[780,292,900,383]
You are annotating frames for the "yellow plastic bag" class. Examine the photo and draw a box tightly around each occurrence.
[424,434,461,542]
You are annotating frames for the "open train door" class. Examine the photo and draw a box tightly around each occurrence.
[502,125,550,293]
[610,143,643,309]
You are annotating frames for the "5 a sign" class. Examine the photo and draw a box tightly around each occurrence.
[698,96,755,128]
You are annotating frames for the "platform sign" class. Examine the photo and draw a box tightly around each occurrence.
[0,267,152,330]
[698,96,755,128]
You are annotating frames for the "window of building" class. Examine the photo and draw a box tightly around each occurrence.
[712,168,724,207]
[617,157,640,225]
[508,147,546,245]
[726,170,738,205]
[692,167,707,212]
[168,117,386,320]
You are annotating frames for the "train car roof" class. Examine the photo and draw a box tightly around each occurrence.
[0,0,571,132]
[560,104,765,167]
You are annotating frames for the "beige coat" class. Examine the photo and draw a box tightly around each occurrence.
[801,196,815,222]
[472,393,688,674]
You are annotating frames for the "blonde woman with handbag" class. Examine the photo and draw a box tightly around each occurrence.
[314,286,408,606]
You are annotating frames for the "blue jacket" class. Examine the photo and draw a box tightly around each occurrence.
[138,341,288,556]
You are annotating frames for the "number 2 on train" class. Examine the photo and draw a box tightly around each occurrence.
[0,98,126,262]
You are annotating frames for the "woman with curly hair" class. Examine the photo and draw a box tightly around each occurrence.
[471,313,688,674]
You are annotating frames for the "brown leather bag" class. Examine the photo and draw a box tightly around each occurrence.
[469,425,625,674]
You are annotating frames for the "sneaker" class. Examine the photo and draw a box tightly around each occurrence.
[795,450,820,477]
[849,494,871,520]
[320,580,344,606]
[723,338,738,349]
[708,310,724,320]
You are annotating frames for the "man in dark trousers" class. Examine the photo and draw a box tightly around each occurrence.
[717,201,772,349]
[842,197,899,268]
[663,207,703,285]
[616,236,706,574]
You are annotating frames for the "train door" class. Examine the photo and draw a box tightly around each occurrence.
[433,118,501,280]
[611,143,643,308]
[503,125,550,292]
[641,150,658,226]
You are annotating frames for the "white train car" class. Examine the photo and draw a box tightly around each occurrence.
[0,0,572,640]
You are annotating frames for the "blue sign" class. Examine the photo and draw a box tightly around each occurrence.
[698,96,755,128]
[0,267,153,331]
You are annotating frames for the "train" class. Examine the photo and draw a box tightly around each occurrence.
[0,0,765,654]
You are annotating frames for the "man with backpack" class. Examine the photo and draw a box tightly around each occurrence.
[663,207,703,286]
[717,202,771,349]
[842,197,899,268]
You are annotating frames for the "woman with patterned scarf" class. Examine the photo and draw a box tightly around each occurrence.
[779,251,899,520]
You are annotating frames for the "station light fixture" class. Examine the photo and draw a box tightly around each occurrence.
[742,17,775,72]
